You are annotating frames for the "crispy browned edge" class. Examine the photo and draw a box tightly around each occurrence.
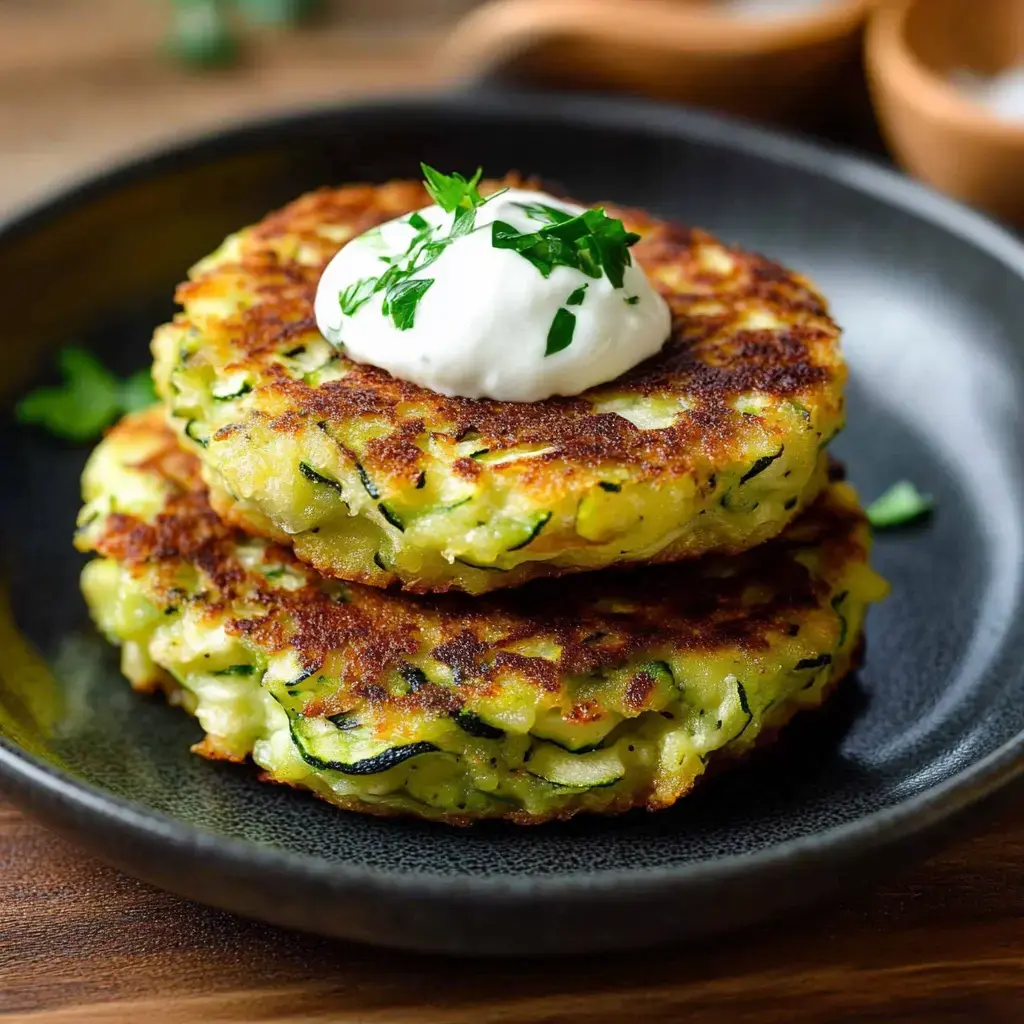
[203,461,828,595]
[92,411,865,717]
[255,650,861,827]
[127,659,857,826]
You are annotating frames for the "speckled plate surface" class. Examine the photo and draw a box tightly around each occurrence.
[1,93,1023,956]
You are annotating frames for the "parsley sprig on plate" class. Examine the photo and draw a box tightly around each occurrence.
[17,348,156,443]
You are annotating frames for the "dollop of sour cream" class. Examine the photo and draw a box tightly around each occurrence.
[314,188,671,402]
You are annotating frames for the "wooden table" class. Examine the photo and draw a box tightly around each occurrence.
[3,4,1024,1021]
[4,798,1024,1021]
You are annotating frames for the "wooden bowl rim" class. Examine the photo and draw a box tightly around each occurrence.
[866,0,1024,143]
[442,0,872,72]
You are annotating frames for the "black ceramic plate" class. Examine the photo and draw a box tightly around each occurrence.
[2,92,1023,957]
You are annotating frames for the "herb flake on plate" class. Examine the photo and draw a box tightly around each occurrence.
[866,481,934,528]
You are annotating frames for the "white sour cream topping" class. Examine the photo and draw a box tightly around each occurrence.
[314,188,671,402]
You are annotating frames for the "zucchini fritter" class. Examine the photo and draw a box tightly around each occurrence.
[152,177,846,594]
[76,409,886,825]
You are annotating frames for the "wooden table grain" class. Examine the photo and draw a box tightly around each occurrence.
[4,798,1024,1021]
[3,4,1024,1021]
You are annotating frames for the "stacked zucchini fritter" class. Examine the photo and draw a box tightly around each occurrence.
[77,179,885,824]
[152,179,845,594]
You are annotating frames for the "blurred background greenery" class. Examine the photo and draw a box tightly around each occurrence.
[164,1,381,68]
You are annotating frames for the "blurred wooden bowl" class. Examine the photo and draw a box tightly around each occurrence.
[440,0,871,126]
[867,0,1024,225]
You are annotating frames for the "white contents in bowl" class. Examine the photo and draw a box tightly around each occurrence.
[716,0,837,19]
[949,66,1024,123]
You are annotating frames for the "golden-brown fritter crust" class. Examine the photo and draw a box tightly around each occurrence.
[90,411,866,719]
[177,177,842,489]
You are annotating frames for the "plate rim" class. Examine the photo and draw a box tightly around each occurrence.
[3,88,1024,903]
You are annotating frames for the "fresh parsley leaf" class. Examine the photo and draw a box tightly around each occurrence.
[387,232,446,285]
[514,201,573,225]
[492,220,536,258]
[491,219,532,250]
[328,165,500,338]
[17,348,154,443]
[587,210,641,288]
[566,284,588,306]
[545,308,576,356]
[492,221,590,280]
[339,235,444,334]
[492,206,640,289]
[385,278,434,331]
[866,481,934,528]
[338,277,377,316]
[451,204,478,239]
[420,163,484,215]
[372,262,402,300]
[542,209,598,243]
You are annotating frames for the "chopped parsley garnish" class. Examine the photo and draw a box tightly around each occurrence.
[866,481,934,528]
[492,205,641,289]
[334,164,498,332]
[625,295,640,305]
[421,163,500,238]
[546,308,576,356]
[338,276,377,316]
[385,278,434,331]
[335,164,641,359]
[513,201,573,224]
[17,348,157,443]
[503,206,642,357]
[421,163,484,215]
